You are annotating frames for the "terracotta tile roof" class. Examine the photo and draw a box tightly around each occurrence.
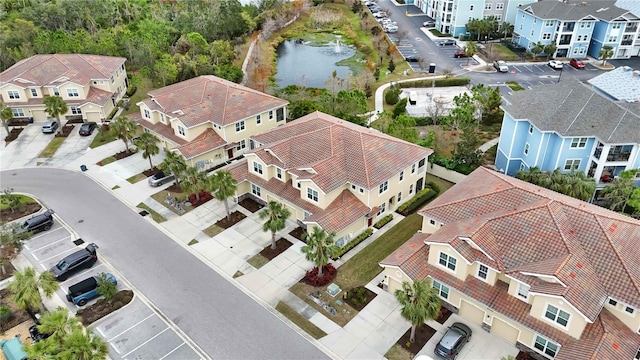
[84,87,114,107]
[249,111,433,193]
[419,167,640,314]
[144,75,288,128]
[380,232,428,267]
[131,113,187,146]
[303,190,371,233]
[0,54,126,87]
[175,129,227,159]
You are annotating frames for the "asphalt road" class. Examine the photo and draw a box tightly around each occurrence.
[1,168,329,360]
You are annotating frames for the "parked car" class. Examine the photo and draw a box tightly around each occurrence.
[384,25,398,33]
[18,209,54,234]
[423,20,435,27]
[454,50,467,58]
[437,39,456,46]
[548,60,564,69]
[405,55,420,62]
[42,121,58,134]
[373,11,387,18]
[493,60,509,72]
[49,243,99,281]
[434,322,472,359]
[569,58,586,69]
[78,122,97,136]
[66,273,117,306]
[148,171,175,187]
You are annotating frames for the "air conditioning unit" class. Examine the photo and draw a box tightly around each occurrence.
[634,70,640,77]
[623,66,632,71]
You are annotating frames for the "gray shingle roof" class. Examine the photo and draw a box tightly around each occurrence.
[503,78,640,143]
[587,66,640,101]
[521,0,631,21]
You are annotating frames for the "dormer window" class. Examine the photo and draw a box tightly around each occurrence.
[257,114,261,124]
[545,304,570,327]
[276,168,282,179]
[67,88,79,97]
[477,264,488,280]
[144,109,150,119]
[177,126,185,136]
[253,162,263,175]
[7,90,19,99]
[269,110,273,119]
[517,283,530,300]
[626,306,635,314]
[30,89,38,97]
[438,252,456,271]
[307,188,318,202]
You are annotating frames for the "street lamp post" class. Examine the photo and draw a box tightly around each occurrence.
[429,63,436,98]
[557,64,564,83]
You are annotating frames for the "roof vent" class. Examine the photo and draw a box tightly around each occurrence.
[596,7,609,12]
[623,66,632,71]
[633,70,640,76]
[172,110,185,115]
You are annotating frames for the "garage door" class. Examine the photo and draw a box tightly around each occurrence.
[86,112,101,122]
[459,300,484,325]
[491,318,519,344]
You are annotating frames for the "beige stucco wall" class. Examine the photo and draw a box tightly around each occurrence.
[58,82,88,100]
[180,122,210,142]
[426,243,470,282]
[333,217,368,246]
[530,295,587,337]
[31,108,47,121]
[603,301,640,334]
[185,147,226,170]
[220,108,285,145]
[421,215,444,233]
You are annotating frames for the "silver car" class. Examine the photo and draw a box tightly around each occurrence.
[42,121,58,134]
[148,171,175,187]
[493,60,509,73]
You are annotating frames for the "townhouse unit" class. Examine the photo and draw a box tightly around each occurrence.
[225,111,433,245]
[513,0,640,59]
[495,77,640,186]
[133,75,288,170]
[380,167,640,360]
[0,54,128,123]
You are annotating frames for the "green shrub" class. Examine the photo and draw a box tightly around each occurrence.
[346,287,368,308]
[397,188,438,215]
[0,305,14,324]
[331,228,374,260]
[414,116,431,126]
[426,181,441,194]
[385,87,401,105]
[392,98,407,118]
[126,85,137,97]
[107,106,119,121]
[374,214,393,229]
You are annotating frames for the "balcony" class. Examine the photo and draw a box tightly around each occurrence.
[561,23,575,32]
[593,147,603,160]
[606,152,631,162]
[625,26,638,33]
[622,40,633,46]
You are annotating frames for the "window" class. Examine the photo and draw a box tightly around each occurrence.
[7,90,19,99]
[583,35,589,42]
[438,252,457,271]
[251,184,261,197]
[419,158,425,168]
[531,30,535,36]
[304,211,312,219]
[520,163,525,171]
[429,219,436,225]
[534,335,559,358]
[12,108,25,117]
[143,109,150,119]
[236,139,246,150]
[379,181,388,194]
[613,23,622,29]
[399,171,404,181]
[477,264,488,280]
[576,35,582,42]
[517,283,530,299]
[307,188,318,202]
[269,110,273,119]
[53,87,60,96]
[545,305,570,327]
[397,192,402,203]
[409,184,413,194]
[495,14,502,21]
[359,187,364,194]
[496,3,504,10]
[235,120,245,132]
[609,298,618,306]
[545,20,554,27]
[542,33,551,40]
[30,88,38,97]
[626,306,635,314]
[70,107,82,115]
[276,167,282,179]
[110,75,114,83]
[533,18,537,24]
[484,3,491,10]
[470,5,473,10]
[253,161,263,174]
[524,143,530,155]
[570,137,588,148]
[377,202,386,216]
[433,280,450,299]
[351,184,356,190]
[609,36,618,42]
[256,114,261,124]
[529,124,534,134]
[564,159,580,171]
[67,88,79,97]
[585,22,592,29]
[177,126,185,136]
[160,114,165,123]
[573,47,579,55]
[411,164,416,174]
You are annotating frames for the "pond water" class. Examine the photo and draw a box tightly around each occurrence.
[275,39,356,89]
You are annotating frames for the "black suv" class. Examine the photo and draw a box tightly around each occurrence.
[19,209,54,234]
[49,243,99,281]
[434,322,472,359]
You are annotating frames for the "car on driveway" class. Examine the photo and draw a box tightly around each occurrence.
[423,20,435,27]
[437,39,456,46]
[49,243,99,281]
[384,25,398,33]
[548,60,563,69]
[78,122,97,136]
[18,209,54,234]
[42,121,58,134]
[493,60,509,72]
[454,50,467,58]
[434,322,472,359]
[569,58,586,69]
[148,171,175,187]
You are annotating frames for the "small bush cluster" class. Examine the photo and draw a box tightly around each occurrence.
[331,228,374,260]
[384,87,402,105]
[374,214,393,229]
[345,287,368,308]
[430,154,476,175]
[397,186,440,215]
[397,78,471,89]
[188,190,213,207]
[304,264,337,287]
[0,305,14,325]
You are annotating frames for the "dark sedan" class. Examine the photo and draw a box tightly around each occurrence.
[78,122,97,136]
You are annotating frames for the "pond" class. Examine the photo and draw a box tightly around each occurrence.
[275,38,356,89]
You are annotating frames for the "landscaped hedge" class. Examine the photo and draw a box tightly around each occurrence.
[396,186,440,216]
[331,228,374,260]
[430,154,476,175]
[374,214,393,229]
[398,78,471,88]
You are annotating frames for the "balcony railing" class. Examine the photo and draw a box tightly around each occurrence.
[606,153,631,162]
[562,25,575,32]
[625,27,638,33]
[559,40,571,45]
[622,40,633,45]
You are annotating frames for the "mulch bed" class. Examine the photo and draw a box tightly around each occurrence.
[435,306,453,324]
[516,351,536,360]
[4,127,24,143]
[395,325,437,356]
[215,210,247,229]
[142,167,160,177]
[288,227,306,242]
[0,202,42,223]
[114,149,137,160]
[54,124,75,137]
[165,183,183,193]
[0,288,32,332]
[8,119,29,127]
[342,286,377,311]
[77,290,134,325]
[0,263,16,282]
[259,238,293,260]
[239,198,264,213]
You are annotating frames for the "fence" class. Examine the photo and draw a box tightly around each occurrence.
[428,163,468,184]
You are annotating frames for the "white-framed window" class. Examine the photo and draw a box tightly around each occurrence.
[626,306,635,314]
[399,171,404,181]
[612,23,622,29]
[235,120,245,132]
[484,3,491,10]
[470,5,473,10]
[520,24,523,31]
[496,3,504,10]
[429,219,436,225]
[564,159,581,171]
[609,36,618,42]
[609,298,618,306]
[359,187,364,194]
[30,88,38,97]
[7,90,19,99]
[397,192,402,203]
[276,167,282,179]
[269,110,273,119]
[495,14,502,21]
[377,202,386,216]
[143,109,150,119]
[379,181,388,194]
[12,108,25,117]
[477,264,488,280]
[570,137,587,148]
[583,35,589,42]
[438,252,457,271]
[531,30,535,36]
[534,335,559,358]
[251,184,261,197]
[573,47,579,55]
[543,33,551,40]
[110,75,115,83]
[160,114,165,123]
[304,210,312,219]
[236,139,246,150]
[409,184,413,194]
[256,114,261,124]
[53,87,60,96]
[517,283,530,300]
[351,184,356,190]
[177,125,185,136]
[411,164,416,174]
[585,22,592,28]
[433,280,450,299]
[533,18,537,24]
[545,20,554,27]
[520,163,525,171]
[576,35,582,42]
[529,124,534,134]
[253,161,263,174]
[67,88,79,97]
[524,143,530,155]
[579,47,586,55]
[545,304,570,327]
[70,107,82,115]
[307,188,318,202]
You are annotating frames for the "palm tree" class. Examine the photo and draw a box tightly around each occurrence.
[530,42,544,58]
[43,95,68,135]
[134,132,159,170]
[543,43,557,60]
[23,337,60,360]
[599,45,614,65]
[463,42,478,65]
[180,166,206,201]
[58,327,108,360]
[394,278,441,343]
[208,170,237,222]
[259,201,291,250]
[301,226,339,276]
[8,267,58,313]
[601,176,635,211]
[158,150,187,185]
[37,307,81,344]
[565,171,596,201]
[0,102,13,134]
[109,116,137,153]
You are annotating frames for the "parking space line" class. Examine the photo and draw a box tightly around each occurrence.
[38,246,80,263]
[158,343,186,360]
[106,313,155,342]
[26,235,71,252]
[59,264,106,288]
[27,227,66,241]
[121,327,171,358]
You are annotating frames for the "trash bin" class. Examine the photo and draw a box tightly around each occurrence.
[80,165,87,172]
[28,117,34,123]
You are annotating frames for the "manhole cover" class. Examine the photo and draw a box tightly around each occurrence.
[139,210,149,216]
[73,239,85,246]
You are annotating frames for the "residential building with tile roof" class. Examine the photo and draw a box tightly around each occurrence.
[225,111,433,243]
[495,78,640,187]
[134,75,288,170]
[380,166,640,360]
[0,54,128,123]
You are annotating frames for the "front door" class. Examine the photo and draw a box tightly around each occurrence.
[368,217,373,227]
[416,178,424,192]
[227,148,233,159]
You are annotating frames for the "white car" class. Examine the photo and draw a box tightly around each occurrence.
[493,60,509,73]
[548,60,563,69]
[384,25,398,33]
[423,20,435,27]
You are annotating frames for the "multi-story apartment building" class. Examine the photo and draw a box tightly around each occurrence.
[133,75,288,171]
[226,111,433,245]
[380,167,640,360]
[0,54,128,123]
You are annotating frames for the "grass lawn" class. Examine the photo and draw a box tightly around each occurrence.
[275,301,327,339]
[126,173,148,184]
[491,43,520,61]
[122,77,155,116]
[150,189,194,215]
[203,224,224,237]
[247,253,269,269]
[385,344,413,360]
[482,144,498,165]
[98,156,117,166]
[0,194,36,210]
[505,81,525,91]
[188,239,199,245]
[39,137,66,158]
[425,174,455,194]
[89,133,117,149]
[136,203,167,223]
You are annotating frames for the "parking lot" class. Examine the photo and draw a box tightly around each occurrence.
[21,214,203,360]
[501,61,598,88]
